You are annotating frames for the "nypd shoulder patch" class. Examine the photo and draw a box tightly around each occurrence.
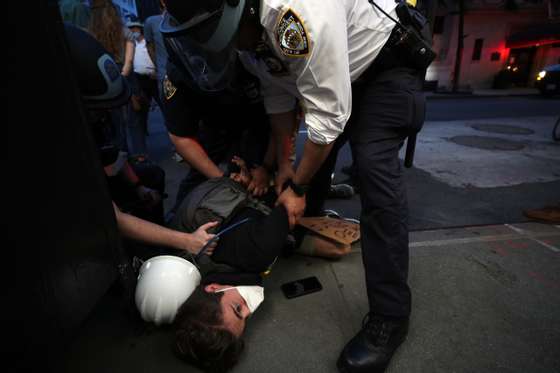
[276,9,310,57]
[162,75,177,100]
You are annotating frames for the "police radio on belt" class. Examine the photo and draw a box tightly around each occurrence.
[369,0,436,70]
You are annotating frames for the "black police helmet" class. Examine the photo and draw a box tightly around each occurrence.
[64,23,130,109]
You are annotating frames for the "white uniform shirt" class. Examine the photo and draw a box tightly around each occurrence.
[239,0,398,145]
[133,39,156,76]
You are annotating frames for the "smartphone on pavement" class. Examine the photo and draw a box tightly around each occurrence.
[281,276,323,299]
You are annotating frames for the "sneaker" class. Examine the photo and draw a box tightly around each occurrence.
[328,183,355,199]
[322,209,341,219]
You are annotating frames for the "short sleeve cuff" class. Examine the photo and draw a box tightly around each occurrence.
[305,112,348,145]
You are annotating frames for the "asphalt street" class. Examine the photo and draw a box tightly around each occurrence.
[425,96,560,121]
[323,96,560,230]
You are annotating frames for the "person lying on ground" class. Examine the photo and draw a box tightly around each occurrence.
[168,158,352,372]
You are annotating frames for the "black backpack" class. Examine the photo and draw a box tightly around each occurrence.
[171,177,270,234]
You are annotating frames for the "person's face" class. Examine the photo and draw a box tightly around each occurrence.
[204,284,251,337]
[130,26,143,34]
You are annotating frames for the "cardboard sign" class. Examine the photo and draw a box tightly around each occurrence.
[297,217,360,245]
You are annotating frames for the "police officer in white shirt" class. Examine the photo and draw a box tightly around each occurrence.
[160,1,433,371]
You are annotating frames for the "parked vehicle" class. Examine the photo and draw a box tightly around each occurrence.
[535,64,560,96]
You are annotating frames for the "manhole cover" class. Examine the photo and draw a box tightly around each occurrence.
[449,136,525,150]
[470,124,534,135]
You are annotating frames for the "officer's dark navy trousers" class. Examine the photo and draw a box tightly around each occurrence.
[305,67,425,318]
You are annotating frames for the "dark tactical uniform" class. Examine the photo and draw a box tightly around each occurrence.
[161,60,270,211]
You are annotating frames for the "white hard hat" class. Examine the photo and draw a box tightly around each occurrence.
[135,255,201,325]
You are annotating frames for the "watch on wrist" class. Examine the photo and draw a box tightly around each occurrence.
[287,179,309,197]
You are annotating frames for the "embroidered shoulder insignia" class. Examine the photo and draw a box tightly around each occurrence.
[276,9,310,57]
[163,75,177,100]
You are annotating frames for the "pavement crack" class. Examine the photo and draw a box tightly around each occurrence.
[466,255,518,287]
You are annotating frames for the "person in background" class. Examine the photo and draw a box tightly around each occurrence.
[88,0,135,153]
[125,18,162,160]
[88,0,134,77]
[144,0,169,102]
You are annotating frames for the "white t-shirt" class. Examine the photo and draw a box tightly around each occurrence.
[239,0,397,145]
[133,38,156,76]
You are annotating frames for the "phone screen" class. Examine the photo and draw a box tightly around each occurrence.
[281,276,323,299]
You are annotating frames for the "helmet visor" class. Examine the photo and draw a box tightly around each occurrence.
[160,0,246,93]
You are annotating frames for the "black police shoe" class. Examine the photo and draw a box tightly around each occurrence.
[337,314,409,373]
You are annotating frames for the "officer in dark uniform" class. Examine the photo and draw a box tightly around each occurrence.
[160,51,273,215]
[160,0,434,372]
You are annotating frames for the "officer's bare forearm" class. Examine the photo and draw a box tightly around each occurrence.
[113,202,190,250]
[270,110,297,168]
[170,134,223,179]
[294,139,334,185]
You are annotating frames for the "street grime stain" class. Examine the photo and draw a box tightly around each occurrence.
[448,135,525,151]
[489,242,510,257]
[528,272,560,289]
[470,124,534,135]
[467,256,518,287]
[488,240,530,257]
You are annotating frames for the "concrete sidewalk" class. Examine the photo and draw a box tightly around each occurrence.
[58,222,560,373]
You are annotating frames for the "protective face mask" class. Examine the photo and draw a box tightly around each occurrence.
[216,286,264,313]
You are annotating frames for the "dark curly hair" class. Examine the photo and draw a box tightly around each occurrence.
[173,285,245,373]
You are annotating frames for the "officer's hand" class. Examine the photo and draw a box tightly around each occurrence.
[275,163,295,196]
[188,221,219,255]
[229,156,252,187]
[276,187,306,229]
[248,166,271,197]
[136,185,161,207]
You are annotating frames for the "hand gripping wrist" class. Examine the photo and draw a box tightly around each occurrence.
[286,179,309,197]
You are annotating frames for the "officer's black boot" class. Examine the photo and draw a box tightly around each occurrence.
[337,314,409,373]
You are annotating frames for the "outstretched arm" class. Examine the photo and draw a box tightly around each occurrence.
[112,202,218,254]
